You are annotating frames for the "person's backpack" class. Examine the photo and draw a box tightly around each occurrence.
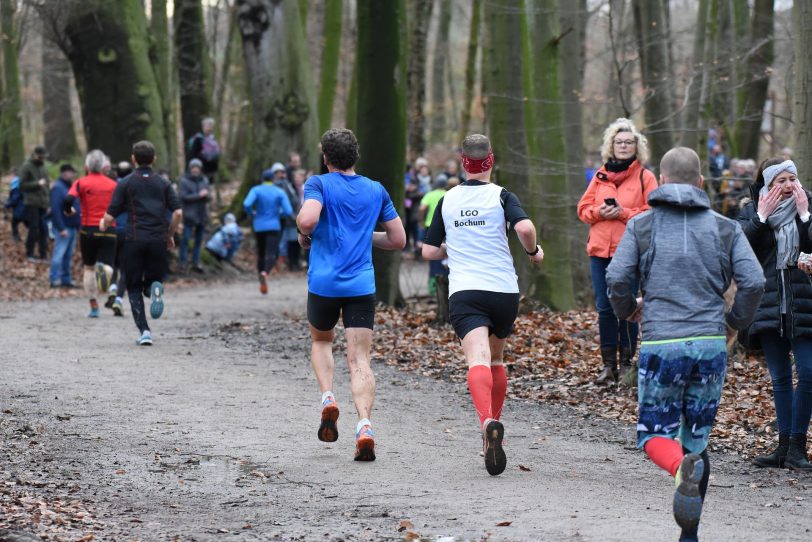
[200,135,221,163]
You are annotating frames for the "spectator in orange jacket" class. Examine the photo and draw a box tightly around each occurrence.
[577,118,658,386]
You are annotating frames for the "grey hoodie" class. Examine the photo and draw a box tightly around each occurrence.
[606,183,765,341]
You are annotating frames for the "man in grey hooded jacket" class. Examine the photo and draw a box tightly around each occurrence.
[606,147,764,542]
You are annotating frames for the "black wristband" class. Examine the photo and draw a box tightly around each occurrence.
[525,245,540,256]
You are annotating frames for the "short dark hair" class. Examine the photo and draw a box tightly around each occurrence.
[321,128,359,170]
[132,140,156,166]
[462,134,491,158]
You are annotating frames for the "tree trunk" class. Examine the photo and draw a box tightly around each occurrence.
[175,0,213,154]
[524,0,575,310]
[794,1,812,182]
[63,0,168,164]
[459,0,481,142]
[631,0,675,169]
[484,0,532,292]
[734,0,774,161]
[42,36,79,161]
[151,0,178,177]
[236,0,319,181]
[406,0,433,161]
[429,0,451,145]
[355,0,407,307]
[214,3,238,125]
[680,0,709,150]
[1,0,24,169]
[317,0,342,135]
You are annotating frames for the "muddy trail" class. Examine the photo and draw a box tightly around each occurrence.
[0,277,810,541]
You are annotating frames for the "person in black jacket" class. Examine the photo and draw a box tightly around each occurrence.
[739,157,812,470]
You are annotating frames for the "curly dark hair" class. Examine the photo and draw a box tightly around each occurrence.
[321,128,359,170]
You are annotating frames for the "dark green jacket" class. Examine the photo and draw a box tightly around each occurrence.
[19,158,50,209]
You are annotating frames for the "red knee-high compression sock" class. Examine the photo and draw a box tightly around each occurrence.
[644,436,684,477]
[467,365,493,427]
[490,365,507,421]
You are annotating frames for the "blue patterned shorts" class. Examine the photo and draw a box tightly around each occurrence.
[637,337,727,454]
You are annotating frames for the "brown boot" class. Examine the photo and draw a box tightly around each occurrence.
[596,347,617,385]
[618,347,637,387]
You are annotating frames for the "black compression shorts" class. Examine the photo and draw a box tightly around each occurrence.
[449,290,520,340]
[79,227,117,267]
[307,292,376,331]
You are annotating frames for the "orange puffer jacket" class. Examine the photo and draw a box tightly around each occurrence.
[577,159,658,258]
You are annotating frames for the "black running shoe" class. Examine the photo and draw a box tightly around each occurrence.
[673,454,704,537]
[483,419,506,476]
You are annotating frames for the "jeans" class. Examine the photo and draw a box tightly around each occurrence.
[759,329,812,437]
[180,223,204,265]
[49,228,77,285]
[590,256,639,352]
[24,206,48,259]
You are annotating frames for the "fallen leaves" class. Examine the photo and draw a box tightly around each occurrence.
[373,300,779,459]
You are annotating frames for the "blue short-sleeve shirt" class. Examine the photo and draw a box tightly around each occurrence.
[304,172,398,297]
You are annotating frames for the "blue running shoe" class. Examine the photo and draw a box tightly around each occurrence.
[149,281,164,319]
[673,454,705,537]
[88,299,100,318]
[136,330,153,346]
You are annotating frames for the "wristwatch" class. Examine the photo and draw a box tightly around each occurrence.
[526,245,540,256]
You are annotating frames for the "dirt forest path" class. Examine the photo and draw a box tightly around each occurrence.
[0,276,810,541]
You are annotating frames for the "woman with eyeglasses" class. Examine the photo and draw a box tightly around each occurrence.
[740,158,812,470]
[577,118,658,386]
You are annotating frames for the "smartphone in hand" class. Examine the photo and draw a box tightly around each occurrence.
[604,198,617,207]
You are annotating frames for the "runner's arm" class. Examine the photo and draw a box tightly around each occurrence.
[297,199,322,235]
[101,181,126,231]
[372,216,407,250]
[422,197,446,260]
[605,221,640,319]
[726,225,765,330]
[168,208,183,237]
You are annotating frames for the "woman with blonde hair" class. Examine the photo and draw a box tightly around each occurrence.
[577,118,658,385]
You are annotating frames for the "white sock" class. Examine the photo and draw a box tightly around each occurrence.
[321,391,334,405]
[109,283,117,295]
[356,418,371,434]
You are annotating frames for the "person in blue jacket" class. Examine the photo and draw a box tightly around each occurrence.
[4,169,24,242]
[49,164,80,287]
[243,168,293,294]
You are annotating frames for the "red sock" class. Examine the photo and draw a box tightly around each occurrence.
[644,436,684,477]
[490,365,507,420]
[467,365,493,426]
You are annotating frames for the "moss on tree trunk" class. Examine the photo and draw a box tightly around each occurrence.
[1,0,24,169]
[175,0,213,154]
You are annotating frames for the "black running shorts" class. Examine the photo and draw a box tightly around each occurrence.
[79,227,117,267]
[307,292,377,331]
[449,290,520,340]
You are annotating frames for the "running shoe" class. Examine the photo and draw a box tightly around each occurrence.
[317,396,340,442]
[112,298,124,317]
[149,281,164,319]
[95,262,110,294]
[259,271,268,295]
[136,330,153,346]
[88,299,100,318]
[483,418,507,476]
[104,293,116,310]
[673,453,704,537]
[354,425,376,462]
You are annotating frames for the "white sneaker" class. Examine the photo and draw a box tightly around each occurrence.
[136,330,153,346]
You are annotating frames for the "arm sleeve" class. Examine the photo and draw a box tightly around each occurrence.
[606,221,641,319]
[18,165,36,193]
[107,181,126,217]
[50,188,66,231]
[619,171,656,223]
[242,188,256,215]
[726,225,766,330]
[738,201,769,244]
[378,186,398,222]
[281,191,294,217]
[303,176,324,204]
[423,197,446,247]
[501,189,530,227]
[576,179,603,225]
[64,181,78,215]
[166,182,181,211]
[179,179,199,203]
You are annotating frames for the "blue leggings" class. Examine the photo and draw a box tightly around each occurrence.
[759,329,812,437]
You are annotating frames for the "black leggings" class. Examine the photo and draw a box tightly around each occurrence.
[255,230,281,274]
[24,206,48,258]
[124,240,168,333]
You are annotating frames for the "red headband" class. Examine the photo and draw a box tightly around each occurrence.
[461,150,494,174]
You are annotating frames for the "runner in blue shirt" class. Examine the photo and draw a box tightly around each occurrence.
[297,128,406,461]
[243,166,294,294]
